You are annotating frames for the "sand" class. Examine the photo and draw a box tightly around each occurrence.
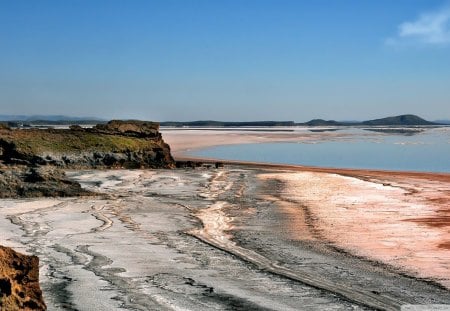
[0,129,449,310]
[1,167,449,310]
[164,128,450,306]
[259,171,450,288]
[0,169,369,310]
[161,127,377,157]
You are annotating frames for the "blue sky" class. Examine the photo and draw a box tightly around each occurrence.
[1,0,450,121]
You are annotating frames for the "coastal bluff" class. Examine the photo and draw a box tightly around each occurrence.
[0,120,175,197]
[0,245,46,310]
[0,120,175,310]
[0,120,175,169]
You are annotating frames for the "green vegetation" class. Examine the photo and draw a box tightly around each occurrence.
[4,130,155,155]
[0,121,174,168]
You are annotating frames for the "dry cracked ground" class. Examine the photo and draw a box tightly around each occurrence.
[1,167,449,310]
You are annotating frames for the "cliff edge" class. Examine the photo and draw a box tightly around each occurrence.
[0,120,175,309]
[0,120,175,169]
[0,120,175,198]
[0,166,90,198]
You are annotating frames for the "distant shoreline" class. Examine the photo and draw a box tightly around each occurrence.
[175,155,450,181]
[159,114,445,126]
[2,113,449,127]
[161,127,450,176]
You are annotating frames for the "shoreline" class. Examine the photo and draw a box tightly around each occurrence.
[1,128,449,309]
[161,128,450,180]
[175,155,450,182]
[161,127,368,157]
[163,131,450,290]
[2,167,449,309]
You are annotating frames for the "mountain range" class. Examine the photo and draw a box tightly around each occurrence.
[0,114,446,127]
[0,115,105,125]
[161,114,443,127]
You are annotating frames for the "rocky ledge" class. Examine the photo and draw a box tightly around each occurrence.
[0,245,46,310]
[0,120,175,169]
[0,120,175,198]
[0,165,90,199]
[0,120,176,309]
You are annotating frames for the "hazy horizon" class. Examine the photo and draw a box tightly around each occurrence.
[2,0,450,121]
[1,112,449,123]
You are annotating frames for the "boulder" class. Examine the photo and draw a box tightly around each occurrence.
[0,166,90,198]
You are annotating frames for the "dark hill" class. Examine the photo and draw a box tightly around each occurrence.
[0,114,104,122]
[161,121,295,127]
[362,114,436,126]
[304,119,344,126]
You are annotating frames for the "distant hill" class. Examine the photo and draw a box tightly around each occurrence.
[1,114,441,127]
[160,121,296,127]
[301,115,439,127]
[0,115,30,121]
[303,119,345,126]
[434,119,450,125]
[0,115,104,122]
[361,114,436,126]
[0,115,105,125]
[161,115,439,127]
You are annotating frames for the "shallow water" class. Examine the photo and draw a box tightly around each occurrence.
[191,127,450,172]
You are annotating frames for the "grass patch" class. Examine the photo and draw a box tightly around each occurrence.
[1,129,160,155]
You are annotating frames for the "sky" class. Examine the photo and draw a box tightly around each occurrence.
[1,0,450,122]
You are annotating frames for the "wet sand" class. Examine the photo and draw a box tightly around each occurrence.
[0,169,370,310]
[161,127,373,157]
[0,129,449,310]
[166,129,450,307]
[1,167,449,310]
[258,170,450,288]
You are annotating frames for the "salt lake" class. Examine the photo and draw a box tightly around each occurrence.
[190,127,450,172]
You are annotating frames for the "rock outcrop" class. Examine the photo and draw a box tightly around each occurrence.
[0,120,175,310]
[0,120,175,198]
[0,166,90,198]
[93,120,161,138]
[0,246,46,310]
[0,120,175,169]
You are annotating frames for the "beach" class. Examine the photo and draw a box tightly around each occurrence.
[161,127,363,157]
[4,1,450,309]
[164,128,450,282]
[0,129,449,310]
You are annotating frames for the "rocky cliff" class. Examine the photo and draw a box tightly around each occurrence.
[0,246,46,310]
[0,120,175,309]
[0,120,175,198]
[0,120,175,169]
[0,166,90,198]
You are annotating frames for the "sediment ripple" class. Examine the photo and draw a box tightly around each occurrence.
[0,168,449,310]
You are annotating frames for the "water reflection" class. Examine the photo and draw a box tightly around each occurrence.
[193,127,450,172]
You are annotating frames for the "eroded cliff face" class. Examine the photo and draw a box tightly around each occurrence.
[0,246,46,310]
[0,120,175,309]
[0,120,175,198]
[0,120,175,169]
